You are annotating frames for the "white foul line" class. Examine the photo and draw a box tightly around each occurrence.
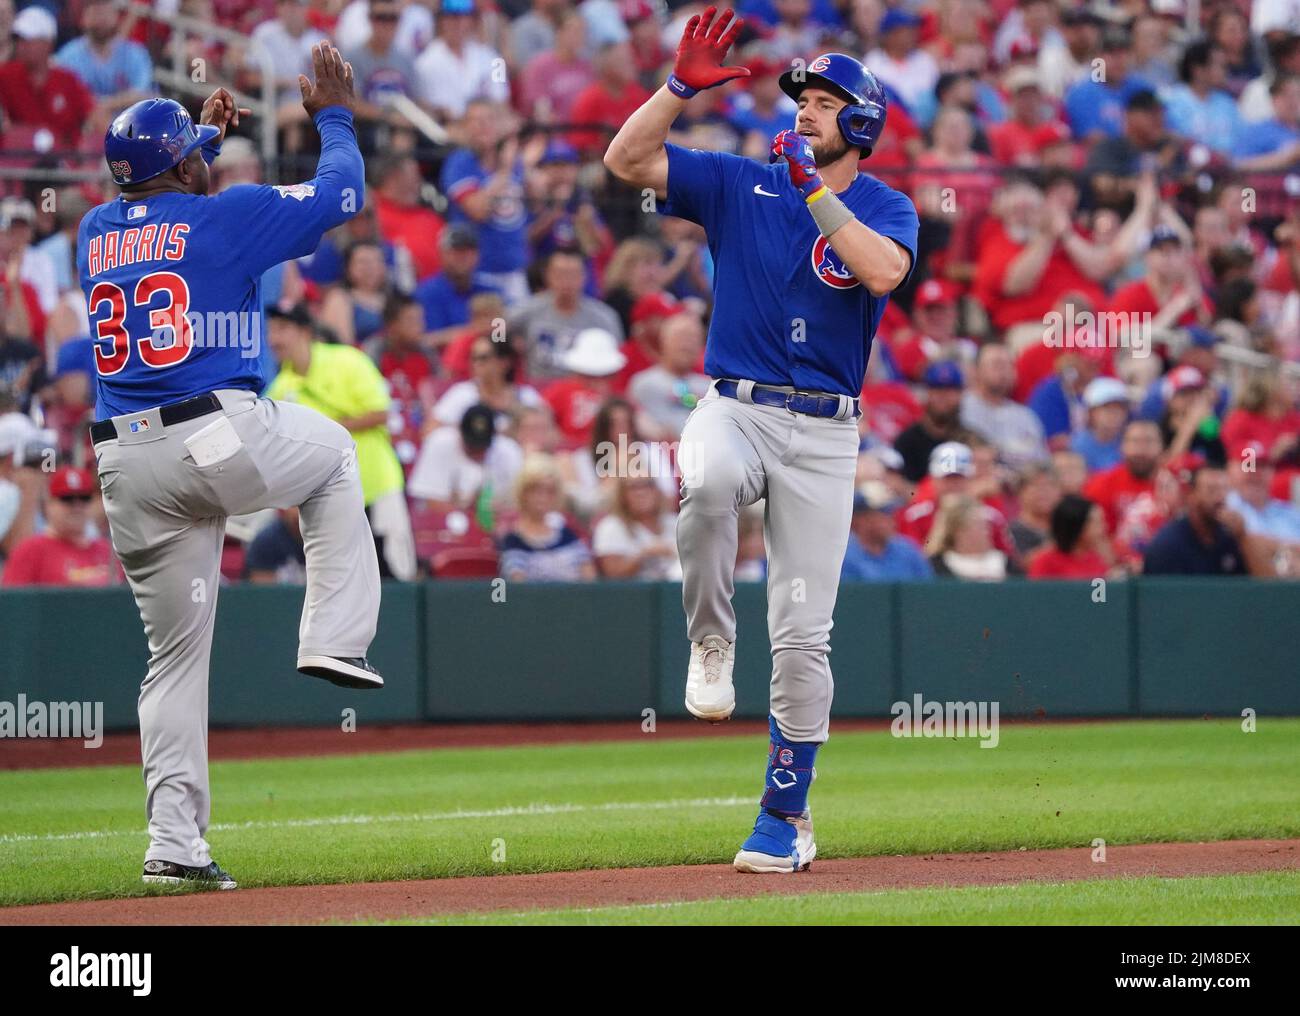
[0,795,752,847]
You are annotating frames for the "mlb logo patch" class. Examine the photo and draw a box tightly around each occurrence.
[129,418,150,433]
[128,204,146,220]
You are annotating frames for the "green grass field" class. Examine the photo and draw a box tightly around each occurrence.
[390,872,1300,926]
[1,718,1298,919]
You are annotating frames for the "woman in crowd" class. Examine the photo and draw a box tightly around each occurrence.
[433,334,543,433]
[498,454,596,582]
[592,476,681,580]
[319,241,392,346]
[559,397,676,519]
[926,495,1015,581]
[600,238,666,333]
[1027,494,1114,579]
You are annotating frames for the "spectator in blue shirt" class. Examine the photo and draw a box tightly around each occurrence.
[1160,39,1241,155]
[1063,25,1154,141]
[841,485,933,582]
[1234,75,1300,170]
[1143,466,1265,575]
[440,100,530,305]
[1028,349,1106,450]
[1071,377,1130,472]
[53,0,152,114]
[1225,447,1300,551]
[414,224,499,347]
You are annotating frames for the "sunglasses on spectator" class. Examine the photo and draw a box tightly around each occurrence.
[56,495,92,504]
[372,12,399,21]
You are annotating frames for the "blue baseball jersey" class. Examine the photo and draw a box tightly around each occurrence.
[78,107,365,420]
[657,144,918,398]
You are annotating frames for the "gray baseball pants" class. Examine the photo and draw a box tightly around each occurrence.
[93,389,381,867]
[676,383,859,743]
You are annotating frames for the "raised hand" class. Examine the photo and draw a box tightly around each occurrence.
[200,87,252,144]
[769,129,824,201]
[667,6,748,99]
[298,41,356,118]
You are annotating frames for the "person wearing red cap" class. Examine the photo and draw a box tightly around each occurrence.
[1,466,117,587]
[890,278,975,382]
[615,290,684,390]
[1114,450,1203,566]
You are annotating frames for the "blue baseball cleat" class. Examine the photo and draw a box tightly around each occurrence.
[733,808,816,873]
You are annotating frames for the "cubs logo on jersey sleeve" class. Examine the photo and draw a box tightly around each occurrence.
[810,235,859,290]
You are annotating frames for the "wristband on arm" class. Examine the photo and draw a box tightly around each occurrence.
[806,186,855,238]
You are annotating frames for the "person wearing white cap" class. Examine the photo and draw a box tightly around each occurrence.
[543,326,626,447]
[0,4,94,148]
[1070,376,1131,472]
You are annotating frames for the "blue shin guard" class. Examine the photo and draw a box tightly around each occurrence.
[759,715,819,815]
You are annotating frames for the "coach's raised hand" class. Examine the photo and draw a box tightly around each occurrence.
[299,41,356,117]
[666,6,748,99]
[200,87,252,144]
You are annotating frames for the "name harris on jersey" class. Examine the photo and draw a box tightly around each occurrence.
[84,214,189,277]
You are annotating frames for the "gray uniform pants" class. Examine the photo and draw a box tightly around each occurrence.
[677,384,859,743]
[93,389,381,866]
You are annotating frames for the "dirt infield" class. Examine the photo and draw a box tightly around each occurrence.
[0,718,867,769]
[0,716,1139,770]
[2,839,1295,925]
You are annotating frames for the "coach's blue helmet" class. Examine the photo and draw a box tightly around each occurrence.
[779,53,888,154]
[104,98,220,186]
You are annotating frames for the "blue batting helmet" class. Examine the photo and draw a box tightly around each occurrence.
[104,98,220,187]
[779,53,888,154]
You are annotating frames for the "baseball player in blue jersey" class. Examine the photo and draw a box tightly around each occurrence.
[80,44,381,890]
[606,8,919,873]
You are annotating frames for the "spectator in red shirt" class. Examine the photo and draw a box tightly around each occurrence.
[972,174,1107,335]
[615,291,683,392]
[1221,375,1300,493]
[568,40,651,157]
[897,441,1016,557]
[372,154,444,282]
[1027,493,1113,579]
[517,7,594,124]
[0,6,95,149]
[1109,225,1213,341]
[1,466,116,587]
[365,293,434,406]
[1082,418,1163,532]
[543,327,626,448]
[988,66,1067,166]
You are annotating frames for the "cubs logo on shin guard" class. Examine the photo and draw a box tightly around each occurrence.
[760,714,819,815]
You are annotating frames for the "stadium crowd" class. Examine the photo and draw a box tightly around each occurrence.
[1,0,1299,587]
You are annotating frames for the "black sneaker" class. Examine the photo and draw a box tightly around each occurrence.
[296,655,384,690]
[142,859,237,890]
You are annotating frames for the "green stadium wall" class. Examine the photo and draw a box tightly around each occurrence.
[0,579,1295,731]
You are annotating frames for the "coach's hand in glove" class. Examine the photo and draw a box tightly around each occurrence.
[299,40,356,117]
[667,6,748,99]
[769,129,825,202]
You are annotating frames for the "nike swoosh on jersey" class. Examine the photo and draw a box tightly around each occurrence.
[753,184,780,197]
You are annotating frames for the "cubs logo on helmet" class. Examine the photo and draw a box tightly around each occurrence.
[808,55,832,73]
[811,236,859,290]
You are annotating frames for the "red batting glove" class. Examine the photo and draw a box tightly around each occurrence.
[666,6,749,99]
[769,129,825,201]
